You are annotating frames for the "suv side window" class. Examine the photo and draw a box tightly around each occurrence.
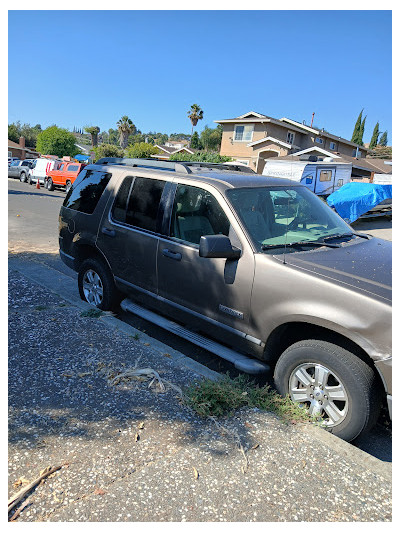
[67,165,79,172]
[170,184,230,245]
[111,176,134,224]
[124,177,165,232]
[63,170,111,214]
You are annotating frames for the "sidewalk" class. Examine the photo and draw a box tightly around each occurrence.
[8,256,392,522]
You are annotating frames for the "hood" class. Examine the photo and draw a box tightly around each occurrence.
[276,237,392,303]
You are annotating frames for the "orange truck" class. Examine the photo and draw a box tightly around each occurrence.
[45,162,87,193]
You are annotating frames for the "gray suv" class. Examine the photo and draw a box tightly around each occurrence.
[59,158,392,442]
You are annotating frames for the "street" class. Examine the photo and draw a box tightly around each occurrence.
[8,178,392,462]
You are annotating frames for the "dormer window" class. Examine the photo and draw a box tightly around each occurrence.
[234,124,254,142]
[286,131,295,145]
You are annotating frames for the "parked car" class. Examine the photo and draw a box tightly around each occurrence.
[8,157,19,167]
[8,159,35,181]
[59,158,392,442]
[45,162,87,193]
[28,158,58,185]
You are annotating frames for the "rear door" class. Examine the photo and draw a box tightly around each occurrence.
[315,167,336,195]
[96,173,169,296]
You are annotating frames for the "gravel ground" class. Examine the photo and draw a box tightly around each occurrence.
[8,269,392,522]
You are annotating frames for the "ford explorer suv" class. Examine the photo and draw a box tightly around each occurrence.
[59,158,392,442]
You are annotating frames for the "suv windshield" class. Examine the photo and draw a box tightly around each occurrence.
[227,186,353,251]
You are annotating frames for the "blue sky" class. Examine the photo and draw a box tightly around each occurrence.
[8,10,392,143]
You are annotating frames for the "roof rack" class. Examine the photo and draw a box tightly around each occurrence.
[94,157,192,174]
[171,160,256,174]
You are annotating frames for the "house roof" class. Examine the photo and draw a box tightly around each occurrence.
[291,147,341,159]
[215,112,367,150]
[247,136,293,149]
[155,145,195,155]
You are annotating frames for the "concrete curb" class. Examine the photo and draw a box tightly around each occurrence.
[8,256,221,383]
[8,255,392,481]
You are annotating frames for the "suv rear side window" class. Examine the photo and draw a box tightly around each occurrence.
[111,176,134,223]
[124,177,165,232]
[170,184,230,245]
[67,165,79,172]
[63,170,111,214]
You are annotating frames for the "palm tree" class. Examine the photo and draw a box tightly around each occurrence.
[84,126,100,147]
[117,116,136,149]
[188,104,204,147]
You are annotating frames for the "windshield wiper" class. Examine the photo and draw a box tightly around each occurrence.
[262,241,340,250]
[320,233,355,242]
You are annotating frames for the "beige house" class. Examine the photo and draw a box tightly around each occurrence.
[215,111,368,173]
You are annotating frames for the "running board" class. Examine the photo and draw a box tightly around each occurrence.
[120,299,270,374]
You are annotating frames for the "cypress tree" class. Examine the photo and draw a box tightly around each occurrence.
[351,109,363,143]
[379,131,388,146]
[369,122,379,149]
[359,116,366,146]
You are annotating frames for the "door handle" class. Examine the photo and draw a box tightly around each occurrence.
[101,227,116,237]
[162,249,182,261]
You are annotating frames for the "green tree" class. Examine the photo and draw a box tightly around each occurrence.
[117,116,136,149]
[378,131,388,146]
[8,123,20,143]
[93,143,124,160]
[359,116,366,146]
[84,126,100,147]
[351,109,363,144]
[200,125,223,152]
[170,151,231,163]
[369,122,380,150]
[36,126,78,157]
[188,104,204,146]
[190,131,201,150]
[125,142,159,159]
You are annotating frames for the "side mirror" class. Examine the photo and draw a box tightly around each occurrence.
[199,235,241,260]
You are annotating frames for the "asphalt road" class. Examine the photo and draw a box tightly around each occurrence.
[8,177,392,460]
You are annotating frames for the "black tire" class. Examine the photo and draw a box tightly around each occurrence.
[78,258,118,311]
[273,340,380,442]
[47,178,54,191]
[19,172,27,183]
[27,175,32,185]
[65,180,72,194]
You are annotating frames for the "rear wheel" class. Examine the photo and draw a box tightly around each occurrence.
[274,340,381,442]
[47,178,54,191]
[65,180,72,194]
[78,258,118,311]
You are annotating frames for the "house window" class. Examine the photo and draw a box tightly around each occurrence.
[286,131,295,145]
[329,142,336,150]
[234,124,254,142]
[352,149,357,157]
[315,137,324,144]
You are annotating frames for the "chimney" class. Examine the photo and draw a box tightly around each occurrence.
[19,136,25,148]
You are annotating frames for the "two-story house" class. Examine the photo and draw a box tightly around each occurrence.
[215,111,368,173]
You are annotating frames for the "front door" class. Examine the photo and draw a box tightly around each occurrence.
[96,173,168,296]
[315,167,336,195]
[157,183,255,336]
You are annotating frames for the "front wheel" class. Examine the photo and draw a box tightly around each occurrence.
[20,172,27,183]
[78,258,118,311]
[274,340,380,441]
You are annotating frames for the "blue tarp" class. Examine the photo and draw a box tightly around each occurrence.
[327,182,392,223]
[74,154,90,161]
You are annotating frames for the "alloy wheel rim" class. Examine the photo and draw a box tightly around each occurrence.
[82,269,103,306]
[289,362,349,427]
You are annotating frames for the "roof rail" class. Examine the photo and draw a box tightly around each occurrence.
[94,157,192,174]
[171,160,256,174]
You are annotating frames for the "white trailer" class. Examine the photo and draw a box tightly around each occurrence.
[262,159,352,196]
